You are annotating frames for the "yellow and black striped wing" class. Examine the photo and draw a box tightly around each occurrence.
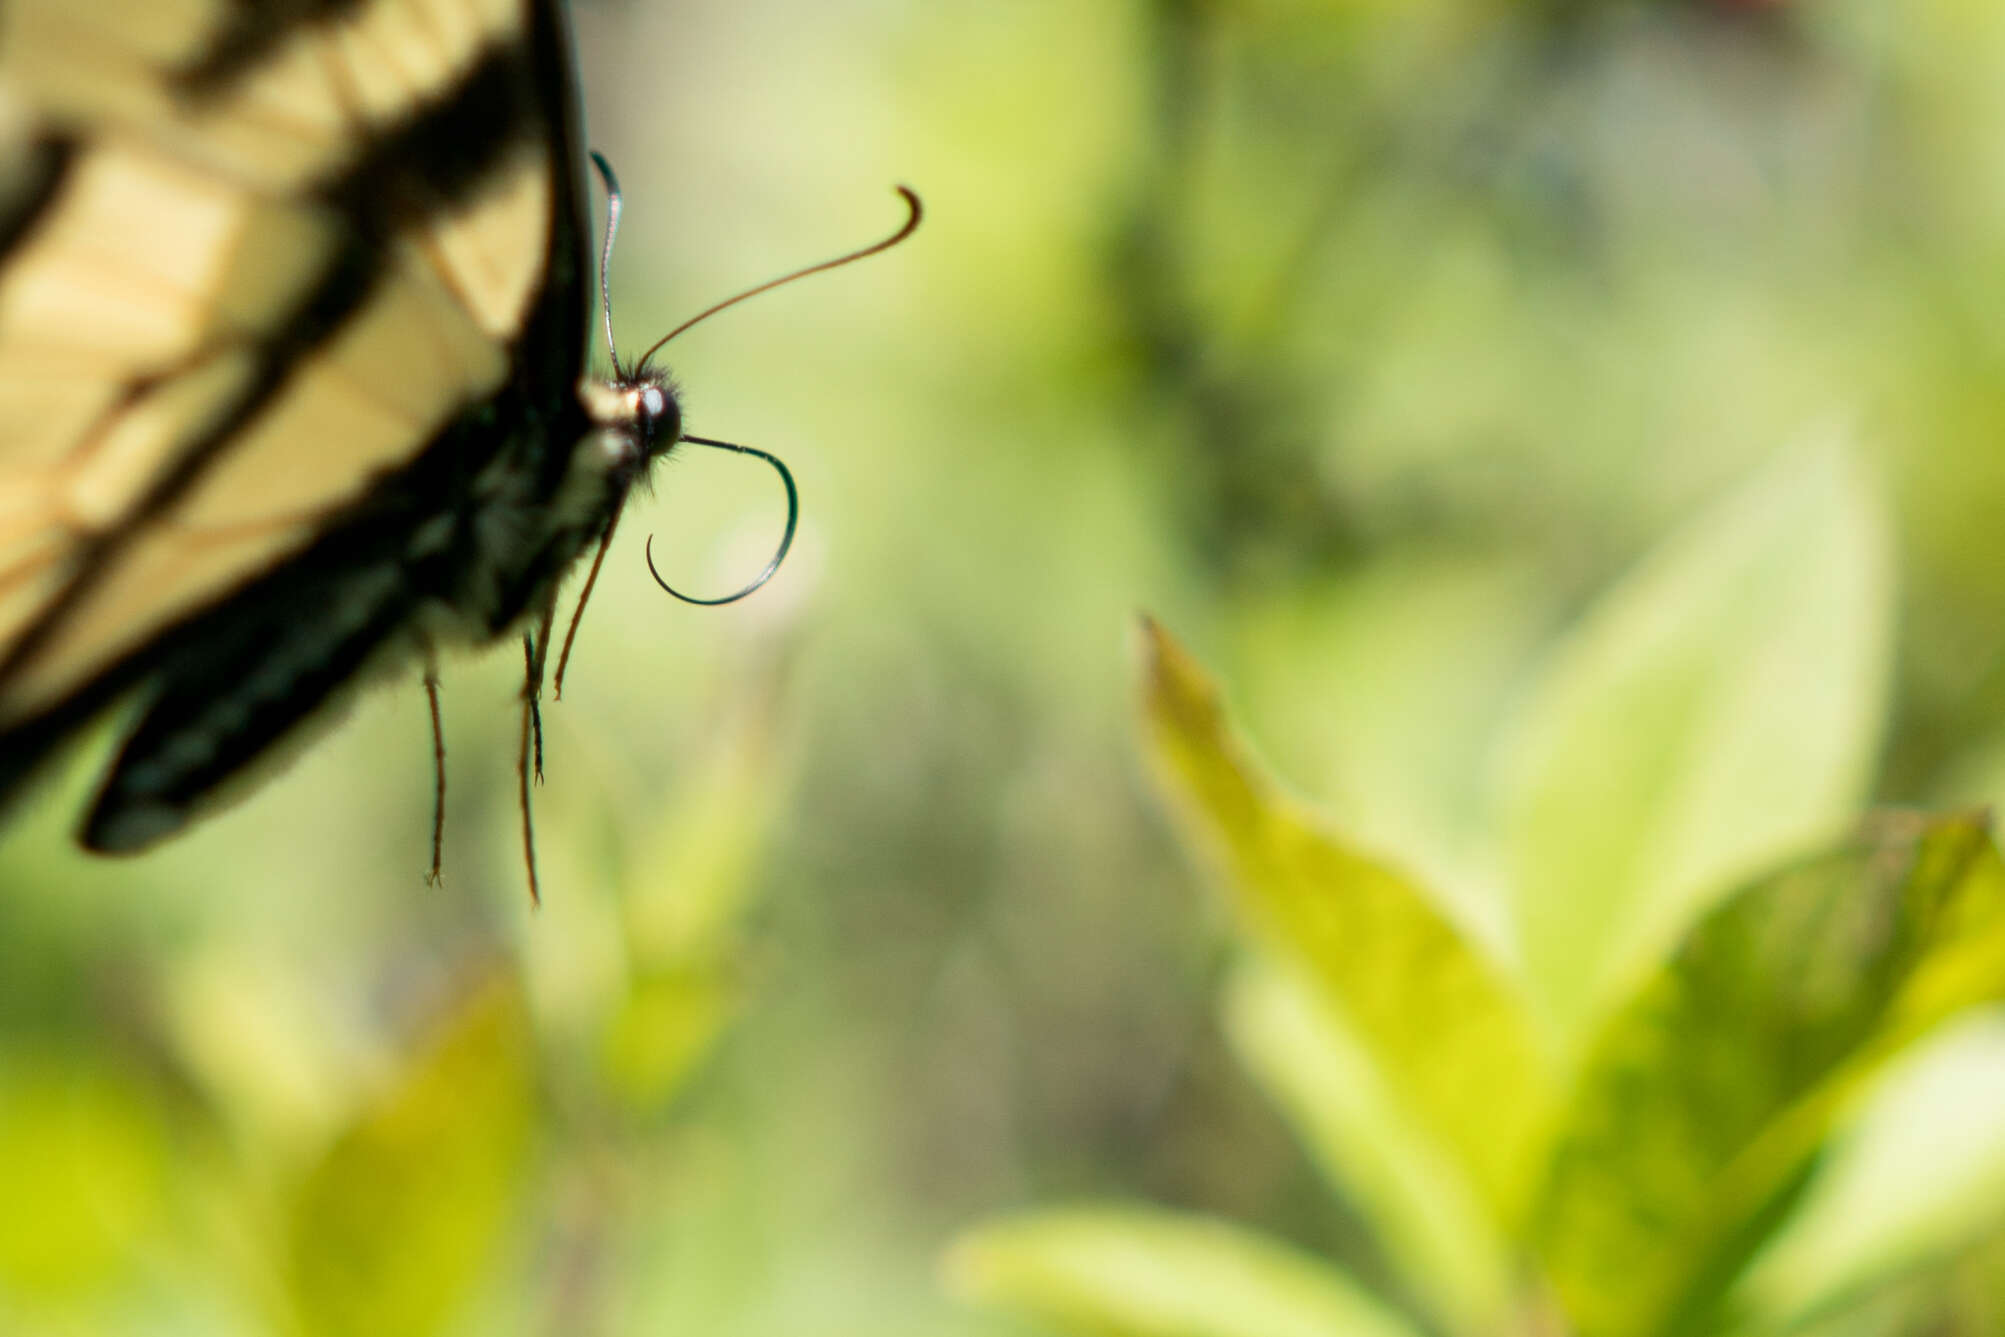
[0,0,594,847]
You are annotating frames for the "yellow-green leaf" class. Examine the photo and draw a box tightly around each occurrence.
[285,974,535,1337]
[1137,617,1549,1224]
[0,1048,169,1302]
[1735,1008,2005,1329]
[945,1206,1423,1337]
[1500,442,1891,1042]
[1532,812,2005,1337]
[619,686,789,969]
[1224,961,1513,1334]
[599,964,735,1112]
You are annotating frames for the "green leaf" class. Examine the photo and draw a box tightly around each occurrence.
[0,1047,170,1302]
[618,686,789,968]
[285,974,536,1337]
[1733,1008,2005,1329]
[1137,618,1549,1225]
[1223,961,1513,1334]
[594,689,781,1113]
[1500,442,1892,1041]
[1531,812,2005,1337]
[1228,551,1556,944]
[599,964,734,1111]
[945,1206,1424,1337]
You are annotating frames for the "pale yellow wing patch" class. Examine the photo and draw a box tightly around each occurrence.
[0,140,340,369]
[0,350,125,487]
[0,0,553,329]
[63,348,263,532]
[177,239,510,529]
[0,135,340,682]
[187,36,355,192]
[0,241,512,722]
[0,344,255,713]
[0,0,223,149]
[417,146,552,341]
[329,0,516,126]
[0,0,528,191]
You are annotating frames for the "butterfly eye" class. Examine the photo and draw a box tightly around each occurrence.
[640,386,681,452]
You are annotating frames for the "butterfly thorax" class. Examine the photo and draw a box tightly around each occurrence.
[438,373,682,646]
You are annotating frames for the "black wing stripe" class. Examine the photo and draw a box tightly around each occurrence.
[0,365,587,819]
[0,136,77,265]
[82,558,413,851]
[0,30,553,695]
[318,39,549,217]
[174,0,377,96]
[507,0,590,429]
[0,236,381,695]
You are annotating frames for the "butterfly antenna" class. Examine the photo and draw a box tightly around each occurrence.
[632,186,923,377]
[644,437,799,605]
[590,151,628,380]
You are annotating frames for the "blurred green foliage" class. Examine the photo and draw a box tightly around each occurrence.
[13,0,2005,1333]
[956,574,2005,1337]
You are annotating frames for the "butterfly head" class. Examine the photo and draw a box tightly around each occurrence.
[580,372,683,483]
[578,156,919,608]
[627,377,682,455]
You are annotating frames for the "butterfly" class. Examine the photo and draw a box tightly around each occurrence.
[0,0,919,896]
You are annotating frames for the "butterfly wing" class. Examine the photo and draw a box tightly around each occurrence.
[0,0,593,847]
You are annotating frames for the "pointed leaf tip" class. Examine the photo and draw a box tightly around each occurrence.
[1502,438,1891,1040]
[1135,618,1238,756]
[1135,621,1550,1225]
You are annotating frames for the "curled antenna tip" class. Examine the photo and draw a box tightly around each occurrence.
[631,182,926,376]
[645,435,799,606]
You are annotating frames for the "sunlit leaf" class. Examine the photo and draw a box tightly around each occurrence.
[1229,551,1555,951]
[619,668,792,967]
[600,965,735,1112]
[1532,812,2005,1337]
[1732,1008,2005,1329]
[1223,961,1513,1334]
[1939,1231,2005,1334]
[285,974,536,1337]
[1500,441,1892,1041]
[1137,617,1549,1223]
[162,947,356,1158]
[945,1206,1423,1337]
[594,685,781,1113]
[0,1048,169,1302]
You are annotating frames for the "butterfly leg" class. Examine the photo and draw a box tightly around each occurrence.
[523,636,545,783]
[516,667,540,907]
[554,512,620,701]
[516,597,557,906]
[523,598,555,783]
[424,662,446,886]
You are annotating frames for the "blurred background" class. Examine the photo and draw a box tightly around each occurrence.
[8,0,2005,1332]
